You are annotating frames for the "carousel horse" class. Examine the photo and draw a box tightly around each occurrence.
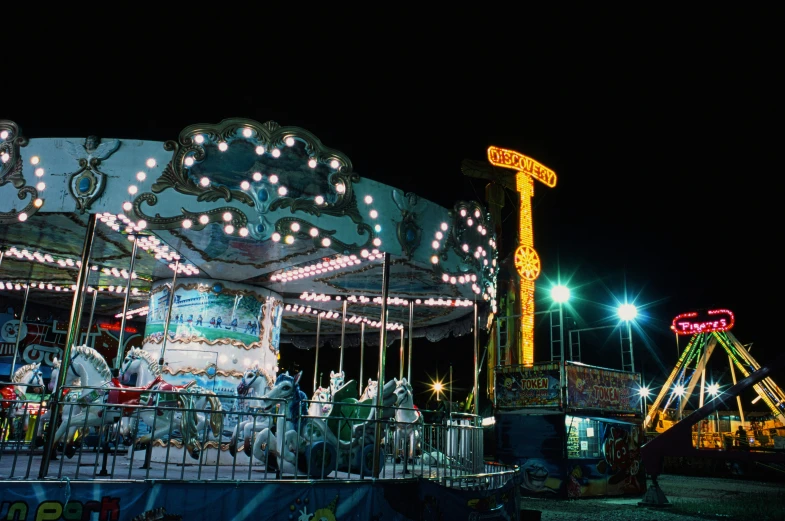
[228,364,273,457]
[117,348,223,453]
[309,386,332,418]
[329,370,344,397]
[1,363,46,440]
[49,346,201,459]
[392,377,422,475]
[359,379,378,402]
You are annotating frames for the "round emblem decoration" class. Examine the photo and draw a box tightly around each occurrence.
[513,245,541,281]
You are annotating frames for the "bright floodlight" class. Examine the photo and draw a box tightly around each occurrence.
[674,384,685,397]
[551,284,571,304]
[707,383,720,396]
[433,382,443,393]
[639,386,650,398]
[618,303,637,321]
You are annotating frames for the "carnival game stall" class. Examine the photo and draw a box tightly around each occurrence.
[0,118,520,520]
[493,360,645,498]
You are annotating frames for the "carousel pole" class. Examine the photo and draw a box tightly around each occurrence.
[39,212,98,478]
[359,322,365,396]
[84,289,99,349]
[399,329,404,381]
[372,252,391,478]
[407,301,413,383]
[338,299,347,376]
[0,250,4,269]
[114,236,138,369]
[313,315,322,392]
[9,281,31,377]
[473,301,479,415]
[158,259,179,369]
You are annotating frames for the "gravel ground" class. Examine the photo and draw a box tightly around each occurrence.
[519,473,784,521]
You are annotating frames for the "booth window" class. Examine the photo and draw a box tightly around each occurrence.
[566,415,602,459]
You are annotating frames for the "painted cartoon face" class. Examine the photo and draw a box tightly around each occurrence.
[504,377,514,389]
[522,460,550,491]
[603,427,630,471]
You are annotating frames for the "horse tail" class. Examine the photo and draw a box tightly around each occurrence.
[207,394,223,437]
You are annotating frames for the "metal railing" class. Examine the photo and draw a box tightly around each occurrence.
[1,383,513,488]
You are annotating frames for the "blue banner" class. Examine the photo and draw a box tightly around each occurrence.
[0,478,520,520]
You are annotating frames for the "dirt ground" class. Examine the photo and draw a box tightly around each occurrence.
[518,473,785,521]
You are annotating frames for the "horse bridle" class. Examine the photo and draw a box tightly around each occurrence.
[69,351,83,379]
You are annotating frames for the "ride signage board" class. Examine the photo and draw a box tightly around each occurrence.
[566,363,641,413]
[670,308,735,336]
[495,362,561,408]
[486,146,557,188]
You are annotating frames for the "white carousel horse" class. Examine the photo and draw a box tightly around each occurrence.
[118,347,223,451]
[1,363,46,440]
[49,345,202,459]
[329,370,344,397]
[392,377,422,475]
[228,364,273,457]
[359,379,378,402]
[309,386,332,418]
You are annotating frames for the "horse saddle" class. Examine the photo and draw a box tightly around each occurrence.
[0,386,18,409]
[106,376,195,408]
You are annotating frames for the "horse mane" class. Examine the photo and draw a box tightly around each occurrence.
[128,348,162,376]
[72,345,113,381]
[275,372,308,426]
[11,363,39,383]
[251,364,275,388]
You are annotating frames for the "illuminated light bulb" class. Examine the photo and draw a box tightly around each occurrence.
[435,231,443,240]
[272,232,281,242]
[374,224,381,233]
[255,145,265,155]
[30,156,40,165]
[335,183,345,194]
[0,153,8,163]
[243,128,253,138]
[285,137,295,146]
[462,244,469,251]
[184,157,194,167]
[239,227,249,237]
[474,209,481,218]
[360,249,369,258]
[194,134,205,144]
[321,237,331,247]
[135,171,147,182]
[222,212,233,222]
[308,158,317,168]
[309,227,319,237]
[314,195,324,205]
[182,219,192,229]
[477,225,483,232]
[460,209,467,217]
[200,177,210,187]
[146,158,156,168]
[137,220,147,229]
[372,238,382,246]
[278,186,287,196]
[450,277,457,284]
[0,130,7,139]
[442,273,449,282]
[271,148,281,158]
[123,202,132,211]
[34,198,43,208]
[432,240,439,249]
[369,209,379,219]
[330,159,340,169]
[467,218,473,226]
[35,167,44,177]
[240,180,250,190]
[269,174,279,184]
[431,255,439,264]
[36,182,46,191]
[290,222,301,232]
[364,195,373,204]
[224,224,235,234]
[128,185,137,194]
[218,142,228,152]
[284,235,294,244]
[199,215,209,224]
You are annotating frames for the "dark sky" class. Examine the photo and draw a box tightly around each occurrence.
[7,13,779,412]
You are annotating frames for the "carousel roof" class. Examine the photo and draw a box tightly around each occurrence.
[0,119,498,344]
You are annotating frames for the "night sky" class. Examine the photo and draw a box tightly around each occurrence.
[7,15,778,414]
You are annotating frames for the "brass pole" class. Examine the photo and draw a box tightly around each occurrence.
[407,301,413,384]
[115,236,138,369]
[84,289,98,348]
[313,315,322,393]
[372,252,391,478]
[339,299,347,375]
[473,301,480,415]
[158,260,179,369]
[359,322,365,396]
[399,329,404,381]
[9,281,31,376]
[39,212,98,478]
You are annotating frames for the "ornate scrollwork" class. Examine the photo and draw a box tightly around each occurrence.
[132,192,248,231]
[391,190,423,259]
[0,121,41,224]
[273,216,375,253]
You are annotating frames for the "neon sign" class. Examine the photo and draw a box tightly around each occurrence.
[487,146,557,188]
[671,308,734,336]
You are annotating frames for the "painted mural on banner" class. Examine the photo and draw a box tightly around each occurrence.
[0,479,517,520]
[566,363,641,413]
[495,363,560,408]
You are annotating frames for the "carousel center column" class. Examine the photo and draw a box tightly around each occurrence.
[141,278,283,464]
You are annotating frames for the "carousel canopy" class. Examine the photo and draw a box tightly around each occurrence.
[0,118,498,345]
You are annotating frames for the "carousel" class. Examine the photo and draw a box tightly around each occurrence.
[0,119,520,520]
